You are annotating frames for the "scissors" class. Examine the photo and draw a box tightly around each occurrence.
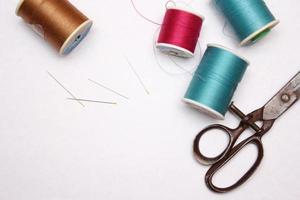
[193,71,300,193]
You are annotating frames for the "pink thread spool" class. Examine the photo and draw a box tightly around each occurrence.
[156,8,204,58]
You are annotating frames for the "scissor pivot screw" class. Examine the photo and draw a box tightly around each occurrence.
[281,94,290,102]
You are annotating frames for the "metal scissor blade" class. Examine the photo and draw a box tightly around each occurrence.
[263,71,300,120]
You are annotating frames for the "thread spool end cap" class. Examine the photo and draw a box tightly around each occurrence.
[15,0,25,15]
[156,43,194,58]
[240,20,280,46]
[183,98,225,120]
[59,19,93,55]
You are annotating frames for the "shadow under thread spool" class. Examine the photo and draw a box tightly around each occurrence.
[16,0,93,55]
[214,0,279,46]
[156,8,204,58]
[183,44,249,119]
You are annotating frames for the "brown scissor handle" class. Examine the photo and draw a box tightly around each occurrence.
[204,135,264,193]
[193,104,276,193]
[193,124,246,165]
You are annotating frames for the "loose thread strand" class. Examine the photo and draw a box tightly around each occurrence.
[153,27,201,76]
[222,21,236,39]
[130,0,161,25]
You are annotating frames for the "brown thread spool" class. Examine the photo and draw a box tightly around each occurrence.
[16,0,93,55]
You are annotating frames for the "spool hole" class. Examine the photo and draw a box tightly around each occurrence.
[75,34,82,42]
[251,29,271,43]
[169,51,179,56]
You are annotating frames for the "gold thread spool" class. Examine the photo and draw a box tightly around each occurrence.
[16,0,93,55]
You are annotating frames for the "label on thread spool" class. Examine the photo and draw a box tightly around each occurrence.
[156,8,204,58]
[31,24,44,38]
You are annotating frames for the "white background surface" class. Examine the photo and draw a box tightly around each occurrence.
[0,0,299,199]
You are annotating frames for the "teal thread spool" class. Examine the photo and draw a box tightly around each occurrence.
[183,44,249,119]
[214,0,279,46]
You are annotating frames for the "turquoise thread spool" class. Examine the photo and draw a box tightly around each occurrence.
[214,0,279,46]
[183,44,249,119]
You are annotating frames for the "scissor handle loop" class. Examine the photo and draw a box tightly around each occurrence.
[193,124,237,165]
[205,136,264,193]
